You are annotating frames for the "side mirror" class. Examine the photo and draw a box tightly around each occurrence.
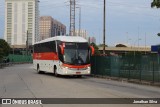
[59,45,64,55]
[90,46,95,56]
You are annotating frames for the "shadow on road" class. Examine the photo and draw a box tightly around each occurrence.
[36,72,89,79]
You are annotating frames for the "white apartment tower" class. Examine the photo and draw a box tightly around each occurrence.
[75,29,87,39]
[4,0,39,47]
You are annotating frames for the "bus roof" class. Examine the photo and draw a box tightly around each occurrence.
[35,36,88,45]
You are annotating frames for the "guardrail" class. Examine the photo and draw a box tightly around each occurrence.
[0,62,32,69]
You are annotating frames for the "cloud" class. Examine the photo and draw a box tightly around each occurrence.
[0,0,160,46]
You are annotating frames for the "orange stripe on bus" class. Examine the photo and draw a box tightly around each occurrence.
[62,64,91,69]
[33,52,59,60]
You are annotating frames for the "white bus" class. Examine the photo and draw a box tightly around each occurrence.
[33,36,94,77]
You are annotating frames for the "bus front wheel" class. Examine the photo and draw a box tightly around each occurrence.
[37,65,43,74]
[54,66,59,77]
[77,75,82,78]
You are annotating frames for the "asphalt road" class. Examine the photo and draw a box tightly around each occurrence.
[0,64,160,107]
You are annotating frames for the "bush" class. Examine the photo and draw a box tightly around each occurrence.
[0,39,10,60]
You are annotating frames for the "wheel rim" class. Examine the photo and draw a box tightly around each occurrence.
[54,68,58,76]
[37,67,40,73]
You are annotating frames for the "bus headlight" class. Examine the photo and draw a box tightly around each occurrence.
[65,67,68,74]
[87,67,91,70]
[88,70,90,73]
[65,71,68,74]
[87,67,91,74]
[62,66,68,74]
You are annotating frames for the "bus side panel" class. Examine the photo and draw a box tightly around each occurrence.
[33,52,59,73]
[33,59,60,73]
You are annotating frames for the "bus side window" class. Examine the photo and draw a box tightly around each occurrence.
[33,45,36,53]
[40,43,44,53]
[50,41,56,52]
[37,44,40,53]
[45,42,50,52]
[53,41,56,52]
[35,44,38,53]
[38,44,43,53]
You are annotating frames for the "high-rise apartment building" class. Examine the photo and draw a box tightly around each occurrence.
[39,16,52,40]
[88,37,96,44]
[39,16,66,40]
[4,0,39,47]
[75,29,87,39]
[52,19,66,36]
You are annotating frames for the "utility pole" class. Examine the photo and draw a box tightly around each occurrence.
[79,7,81,36]
[69,0,76,36]
[26,30,29,55]
[138,27,140,51]
[145,33,147,55]
[103,0,106,54]
[76,7,81,36]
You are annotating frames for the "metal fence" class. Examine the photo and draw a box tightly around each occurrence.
[0,54,33,69]
[7,54,33,63]
[91,54,160,83]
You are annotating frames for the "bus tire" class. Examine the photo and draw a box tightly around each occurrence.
[37,65,43,74]
[54,66,59,77]
[77,75,82,78]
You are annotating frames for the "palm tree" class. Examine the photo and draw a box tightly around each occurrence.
[151,0,160,8]
[151,0,160,36]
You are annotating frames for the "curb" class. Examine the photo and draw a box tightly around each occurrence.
[0,62,33,69]
[90,74,160,87]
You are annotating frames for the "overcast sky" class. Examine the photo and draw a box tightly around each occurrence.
[0,0,160,46]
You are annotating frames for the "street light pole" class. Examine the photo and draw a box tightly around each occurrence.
[138,38,141,51]
[134,38,141,55]
[103,0,106,54]
[126,32,128,45]
[145,33,147,55]
[137,27,140,51]
[26,30,29,55]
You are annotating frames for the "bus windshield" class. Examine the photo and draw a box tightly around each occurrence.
[63,42,90,65]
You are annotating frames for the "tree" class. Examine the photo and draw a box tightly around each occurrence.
[0,39,10,60]
[90,42,100,55]
[98,44,108,47]
[151,0,160,8]
[116,44,127,47]
[151,0,160,36]
[0,48,3,61]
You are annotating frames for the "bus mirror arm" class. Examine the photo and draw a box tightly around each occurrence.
[90,46,95,56]
[59,45,64,55]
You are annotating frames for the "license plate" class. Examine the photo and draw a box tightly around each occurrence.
[76,72,81,74]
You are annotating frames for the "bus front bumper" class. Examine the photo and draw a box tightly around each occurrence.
[59,67,91,75]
